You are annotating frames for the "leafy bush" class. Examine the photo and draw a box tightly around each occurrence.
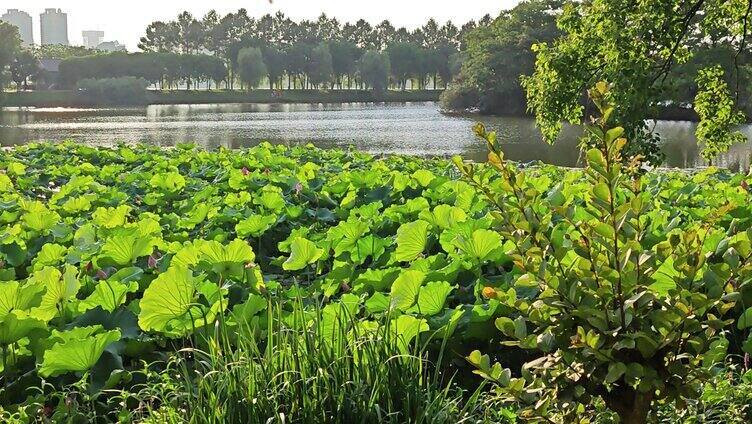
[458,83,751,423]
[76,77,149,105]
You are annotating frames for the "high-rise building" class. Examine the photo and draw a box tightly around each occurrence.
[1,9,33,46]
[40,8,68,46]
[82,30,105,49]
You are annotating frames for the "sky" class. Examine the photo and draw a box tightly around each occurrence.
[5,1,519,50]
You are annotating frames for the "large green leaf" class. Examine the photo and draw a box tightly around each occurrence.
[0,311,46,345]
[92,205,131,229]
[389,270,425,311]
[235,214,277,238]
[0,281,45,318]
[99,234,156,266]
[39,326,121,377]
[200,239,256,278]
[138,266,216,337]
[30,266,80,322]
[410,281,455,316]
[283,237,323,271]
[390,315,429,352]
[79,280,139,313]
[452,229,502,263]
[395,220,430,262]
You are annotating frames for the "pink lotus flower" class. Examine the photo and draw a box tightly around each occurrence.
[148,255,158,269]
[241,167,250,176]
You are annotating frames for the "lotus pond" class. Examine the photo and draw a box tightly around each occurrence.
[0,141,751,423]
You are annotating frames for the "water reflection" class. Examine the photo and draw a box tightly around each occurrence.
[1,102,750,170]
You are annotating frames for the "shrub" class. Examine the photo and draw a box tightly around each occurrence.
[458,82,750,423]
[76,77,149,105]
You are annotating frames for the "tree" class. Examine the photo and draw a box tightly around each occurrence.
[307,43,333,89]
[329,40,361,89]
[0,22,21,91]
[443,0,562,114]
[237,47,267,90]
[10,50,39,90]
[386,42,420,90]
[523,0,752,164]
[262,46,286,89]
[139,21,178,53]
[358,50,390,93]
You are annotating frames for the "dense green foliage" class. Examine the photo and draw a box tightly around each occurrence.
[75,77,150,105]
[0,125,750,421]
[59,52,227,90]
[0,21,21,95]
[441,0,561,114]
[462,83,752,423]
[522,0,752,164]
[137,11,476,91]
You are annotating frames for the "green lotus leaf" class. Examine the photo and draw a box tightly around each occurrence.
[0,281,45,318]
[92,205,132,229]
[365,292,390,314]
[39,326,121,377]
[452,229,502,263]
[395,220,430,262]
[410,281,455,316]
[283,237,323,271]
[61,196,92,214]
[200,239,256,278]
[32,243,68,271]
[21,200,60,233]
[389,270,425,311]
[439,218,491,254]
[30,266,80,322]
[236,214,277,238]
[149,171,186,193]
[0,311,46,345]
[178,204,218,230]
[328,221,370,256]
[419,204,467,230]
[390,315,429,352]
[99,234,156,267]
[412,169,436,187]
[350,235,391,265]
[256,188,286,212]
[318,293,361,341]
[79,280,139,313]
[139,266,216,337]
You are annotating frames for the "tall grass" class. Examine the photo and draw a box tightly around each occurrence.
[125,299,490,424]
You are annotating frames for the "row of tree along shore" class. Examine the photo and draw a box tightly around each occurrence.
[1,88,442,108]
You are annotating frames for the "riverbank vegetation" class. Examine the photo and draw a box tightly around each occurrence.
[443,0,752,162]
[1,83,752,422]
[1,88,442,108]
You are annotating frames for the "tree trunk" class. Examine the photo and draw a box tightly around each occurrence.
[606,388,653,424]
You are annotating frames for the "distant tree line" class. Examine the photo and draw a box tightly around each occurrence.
[134,10,490,91]
[59,53,227,90]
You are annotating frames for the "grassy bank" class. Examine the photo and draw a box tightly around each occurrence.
[1,89,442,108]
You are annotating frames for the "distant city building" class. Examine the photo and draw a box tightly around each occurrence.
[40,8,68,46]
[1,9,33,46]
[97,41,127,52]
[82,30,104,49]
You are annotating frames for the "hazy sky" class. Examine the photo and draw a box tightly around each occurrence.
[7,1,519,50]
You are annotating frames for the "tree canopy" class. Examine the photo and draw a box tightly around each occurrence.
[523,0,752,164]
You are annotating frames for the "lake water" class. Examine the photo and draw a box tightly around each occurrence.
[1,102,751,170]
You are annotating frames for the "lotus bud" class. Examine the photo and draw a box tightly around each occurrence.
[241,167,250,176]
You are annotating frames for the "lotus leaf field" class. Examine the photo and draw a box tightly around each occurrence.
[0,140,751,422]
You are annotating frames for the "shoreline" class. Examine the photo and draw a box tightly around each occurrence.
[1,89,443,108]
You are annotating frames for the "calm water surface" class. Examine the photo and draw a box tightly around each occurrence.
[1,102,751,170]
